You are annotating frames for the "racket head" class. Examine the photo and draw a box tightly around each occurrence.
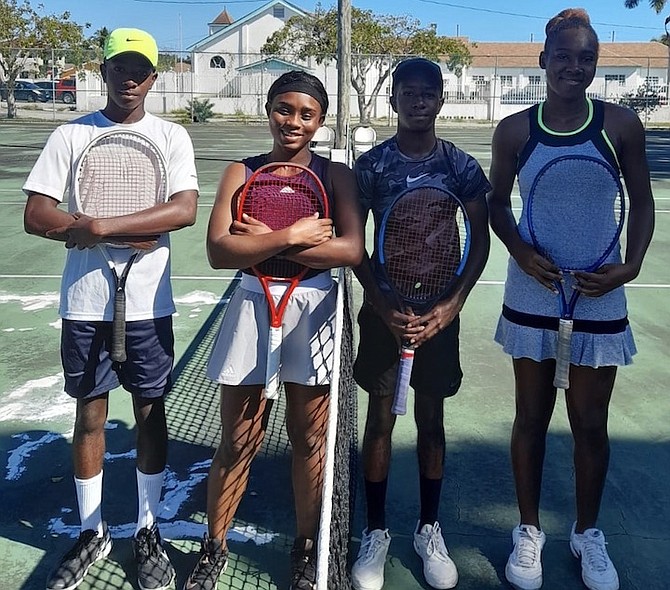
[238,162,330,279]
[74,130,169,219]
[378,185,470,312]
[526,155,625,272]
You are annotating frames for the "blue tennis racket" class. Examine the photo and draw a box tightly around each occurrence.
[379,185,471,415]
[526,154,625,390]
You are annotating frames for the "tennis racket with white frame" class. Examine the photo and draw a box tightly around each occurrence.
[73,129,169,362]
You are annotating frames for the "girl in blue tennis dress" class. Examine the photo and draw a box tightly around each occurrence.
[487,8,654,590]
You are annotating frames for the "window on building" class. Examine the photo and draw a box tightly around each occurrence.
[210,56,226,69]
[499,75,513,87]
[472,75,486,86]
[645,76,660,89]
[273,6,285,18]
[528,75,542,85]
[605,74,625,86]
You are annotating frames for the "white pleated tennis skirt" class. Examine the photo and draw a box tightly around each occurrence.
[206,272,337,387]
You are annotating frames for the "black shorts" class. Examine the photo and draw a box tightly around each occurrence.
[61,317,174,399]
[353,302,463,398]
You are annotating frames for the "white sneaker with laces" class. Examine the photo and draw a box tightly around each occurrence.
[351,528,391,590]
[413,521,458,589]
[569,523,620,590]
[505,524,546,590]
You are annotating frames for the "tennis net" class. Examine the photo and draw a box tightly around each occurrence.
[316,267,358,590]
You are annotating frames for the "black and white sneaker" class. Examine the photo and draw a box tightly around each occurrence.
[182,534,228,590]
[46,523,113,590]
[133,524,175,590]
[289,537,317,590]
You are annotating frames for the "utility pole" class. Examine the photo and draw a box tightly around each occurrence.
[335,0,351,149]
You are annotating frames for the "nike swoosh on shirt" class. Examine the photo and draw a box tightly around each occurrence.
[406,173,429,184]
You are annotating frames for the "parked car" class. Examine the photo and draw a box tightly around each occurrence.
[0,80,49,103]
[32,78,76,103]
[34,81,55,100]
[55,78,76,104]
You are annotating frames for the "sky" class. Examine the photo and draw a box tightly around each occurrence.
[37,0,669,51]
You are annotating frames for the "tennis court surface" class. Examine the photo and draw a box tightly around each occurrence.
[0,119,668,589]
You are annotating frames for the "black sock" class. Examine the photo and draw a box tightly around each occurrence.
[364,478,388,531]
[419,475,442,527]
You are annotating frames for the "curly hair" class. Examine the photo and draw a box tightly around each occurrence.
[544,8,598,52]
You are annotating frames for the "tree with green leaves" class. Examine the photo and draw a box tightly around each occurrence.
[261,4,471,124]
[0,0,90,118]
[90,27,110,50]
[624,0,667,11]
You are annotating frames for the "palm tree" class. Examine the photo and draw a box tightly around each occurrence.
[624,0,667,12]
[90,27,110,49]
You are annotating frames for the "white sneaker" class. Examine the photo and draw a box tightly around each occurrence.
[351,528,391,590]
[569,523,620,590]
[505,524,546,590]
[413,521,458,589]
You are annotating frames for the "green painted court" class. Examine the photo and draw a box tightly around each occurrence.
[0,118,668,590]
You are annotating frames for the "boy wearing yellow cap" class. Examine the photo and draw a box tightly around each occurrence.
[23,28,198,590]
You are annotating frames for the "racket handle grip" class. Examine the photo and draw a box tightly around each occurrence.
[392,346,415,416]
[111,289,127,363]
[264,326,282,400]
[553,318,573,390]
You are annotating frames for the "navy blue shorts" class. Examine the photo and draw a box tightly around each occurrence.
[353,302,463,398]
[61,317,174,399]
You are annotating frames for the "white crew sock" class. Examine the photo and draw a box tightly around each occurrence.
[135,468,165,537]
[74,471,104,536]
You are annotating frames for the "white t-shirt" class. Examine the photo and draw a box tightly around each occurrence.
[23,111,199,321]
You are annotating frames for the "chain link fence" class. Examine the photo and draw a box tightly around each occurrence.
[1,48,668,125]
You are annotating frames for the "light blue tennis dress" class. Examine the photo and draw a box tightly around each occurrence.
[494,98,636,367]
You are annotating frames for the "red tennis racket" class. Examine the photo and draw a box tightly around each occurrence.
[237,162,330,399]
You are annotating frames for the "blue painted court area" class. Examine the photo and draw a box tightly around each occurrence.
[0,119,668,589]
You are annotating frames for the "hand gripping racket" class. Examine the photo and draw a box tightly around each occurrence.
[526,154,625,390]
[237,162,330,400]
[379,185,471,415]
[74,130,168,362]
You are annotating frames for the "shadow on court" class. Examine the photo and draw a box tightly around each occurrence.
[3,430,666,589]
[348,431,670,590]
[1,122,669,589]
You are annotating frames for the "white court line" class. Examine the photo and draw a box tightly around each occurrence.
[1,275,668,287]
[477,280,670,288]
[0,200,216,206]
[0,274,240,280]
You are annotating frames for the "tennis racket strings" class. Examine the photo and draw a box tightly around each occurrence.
[382,186,468,311]
[77,132,168,218]
[528,156,624,272]
[241,165,328,279]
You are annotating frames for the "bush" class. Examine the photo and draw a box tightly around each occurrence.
[186,98,215,123]
[618,84,662,114]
